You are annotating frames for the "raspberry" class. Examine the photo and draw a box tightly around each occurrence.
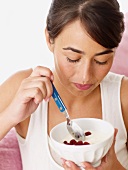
[85,131,92,136]
[63,131,92,145]
[70,139,77,145]
[83,142,90,145]
[76,141,83,145]
[63,141,68,144]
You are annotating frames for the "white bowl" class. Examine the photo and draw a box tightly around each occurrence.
[50,118,114,167]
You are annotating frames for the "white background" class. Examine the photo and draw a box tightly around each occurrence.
[0,0,128,83]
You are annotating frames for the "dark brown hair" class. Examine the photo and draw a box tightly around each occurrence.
[46,0,124,48]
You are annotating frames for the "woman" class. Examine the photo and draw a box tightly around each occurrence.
[0,0,127,169]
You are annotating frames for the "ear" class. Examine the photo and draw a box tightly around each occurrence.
[45,28,54,52]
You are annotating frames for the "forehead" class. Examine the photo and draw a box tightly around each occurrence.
[55,19,107,52]
[56,20,88,41]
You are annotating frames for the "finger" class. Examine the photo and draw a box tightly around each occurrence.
[20,76,53,100]
[17,87,45,104]
[61,159,71,170]
[61,159,80,170]
[30,66,54,81]
[110,128,118,150]
[42,77,53,100]
[80,162,94,169]
[114,128,118,139]
[100,128,118,165]
[62,162,71,170]
[108,128,118,154]
[110,128,118,151]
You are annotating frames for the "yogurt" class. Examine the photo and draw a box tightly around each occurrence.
[61,130,107,145]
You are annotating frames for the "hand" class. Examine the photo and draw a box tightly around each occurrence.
[61,129,125,170]
[6,66,54,125]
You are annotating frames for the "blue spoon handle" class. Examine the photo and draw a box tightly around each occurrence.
[52,84,66,112]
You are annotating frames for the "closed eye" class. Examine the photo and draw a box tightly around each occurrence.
[94,60,108,65]
[66,57,80,63]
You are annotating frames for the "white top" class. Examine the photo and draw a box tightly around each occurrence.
[17,72,128,170]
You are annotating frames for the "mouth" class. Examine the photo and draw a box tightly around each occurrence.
[74,83,93,90]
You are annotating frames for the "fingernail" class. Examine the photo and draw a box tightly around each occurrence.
[61,158,65,166]
[80,163,86,168]
[65,161,71,167]
[34,99,40,104]
[44,98,50,102]
[51,75,54,81]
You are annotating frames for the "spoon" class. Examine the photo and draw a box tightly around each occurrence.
[52,83,85,141]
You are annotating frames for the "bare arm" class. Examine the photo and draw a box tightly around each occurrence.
[0,66,54,140]
[0,68,33,112]
[0,68,32,140]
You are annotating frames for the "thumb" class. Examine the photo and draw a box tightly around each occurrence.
[111,128,118,149]
[80,162,95,169]
[105,128,118,158]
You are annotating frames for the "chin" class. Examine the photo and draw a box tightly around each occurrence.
[67,88,91,97]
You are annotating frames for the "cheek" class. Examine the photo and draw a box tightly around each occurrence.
[54,54,75,82]
[102,60,113,75]
[93,56,114,76]
[95,64,112,81]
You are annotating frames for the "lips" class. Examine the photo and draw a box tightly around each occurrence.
[74,83,93,90]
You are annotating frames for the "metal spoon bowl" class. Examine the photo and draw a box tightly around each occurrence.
[52,84,85,141]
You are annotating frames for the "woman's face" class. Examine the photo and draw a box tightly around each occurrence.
[48,20,115,97]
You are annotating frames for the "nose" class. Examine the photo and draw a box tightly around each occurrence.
[80,61,93,84]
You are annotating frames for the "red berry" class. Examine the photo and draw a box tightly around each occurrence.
[76,141,83,145]
[63,141,68,144]
[83,141,90,145]
[70,139,77,145]
[85,131,92,136]
[63,131,92,145]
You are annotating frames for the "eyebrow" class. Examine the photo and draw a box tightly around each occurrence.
[63,47,113,56]
[63,47,85,54]
[95,49,114,56]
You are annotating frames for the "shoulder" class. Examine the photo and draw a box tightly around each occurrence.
[0,68,33,112]
[103,72,124,82]
[4,68,33,84]
[0,68,33,86]
[120,76,128,132]
[101,72,124,89]
[103,72,128,132]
